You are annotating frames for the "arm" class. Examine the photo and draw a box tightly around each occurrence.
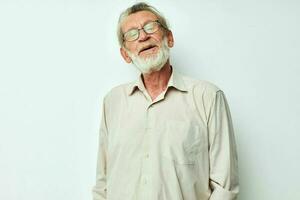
[208,90,239,200]
[92,97,108,200]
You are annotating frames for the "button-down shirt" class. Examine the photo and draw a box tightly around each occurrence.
[92,66,239,200]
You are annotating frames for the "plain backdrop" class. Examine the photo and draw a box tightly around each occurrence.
[0,0,299,199]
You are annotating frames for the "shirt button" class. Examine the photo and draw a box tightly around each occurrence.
[143,179,147,185]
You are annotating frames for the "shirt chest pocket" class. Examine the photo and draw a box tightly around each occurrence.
[162,120,206,165]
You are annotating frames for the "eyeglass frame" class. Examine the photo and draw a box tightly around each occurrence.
[122,20,167,42]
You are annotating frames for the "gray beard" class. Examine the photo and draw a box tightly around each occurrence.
[126,37,170,74]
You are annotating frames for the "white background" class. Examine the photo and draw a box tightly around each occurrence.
[0,0,299,199]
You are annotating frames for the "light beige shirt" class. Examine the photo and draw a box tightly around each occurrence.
[92,66,239,200]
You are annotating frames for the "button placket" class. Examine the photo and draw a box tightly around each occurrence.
[139,103,154,191]
[144,104,153,172]
[146,103,154,131]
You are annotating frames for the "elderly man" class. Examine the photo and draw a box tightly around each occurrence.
[92,2,239,200]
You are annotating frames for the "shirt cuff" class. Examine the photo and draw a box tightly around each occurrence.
[209,181,239,200]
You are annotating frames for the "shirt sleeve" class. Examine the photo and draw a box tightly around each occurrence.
[92,97,108,200]
[207,90,239,200]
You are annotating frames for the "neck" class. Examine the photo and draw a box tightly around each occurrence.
[141,61,172,95]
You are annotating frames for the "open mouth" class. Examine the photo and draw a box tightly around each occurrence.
[139,45,158,55]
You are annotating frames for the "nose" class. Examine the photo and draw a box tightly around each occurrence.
[138,29,149,42]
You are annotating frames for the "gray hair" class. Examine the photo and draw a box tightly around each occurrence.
[117,2,170,47]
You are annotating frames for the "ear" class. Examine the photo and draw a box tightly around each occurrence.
[120,47,132,63]
[166,30,174,48]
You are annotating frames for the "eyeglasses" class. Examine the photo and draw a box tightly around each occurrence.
[123,20,165,42]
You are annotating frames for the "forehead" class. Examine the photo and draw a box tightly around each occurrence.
[121,11,158,32]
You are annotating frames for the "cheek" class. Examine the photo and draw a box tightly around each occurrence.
[152,31,166,43]
[125,44,138,54]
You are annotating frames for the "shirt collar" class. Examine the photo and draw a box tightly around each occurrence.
[126,66,188,96]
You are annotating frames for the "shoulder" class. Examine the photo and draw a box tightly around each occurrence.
[178,73,227,123]
[102,81,133,104]
[177,73,228,112]
[179,73,223,97]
